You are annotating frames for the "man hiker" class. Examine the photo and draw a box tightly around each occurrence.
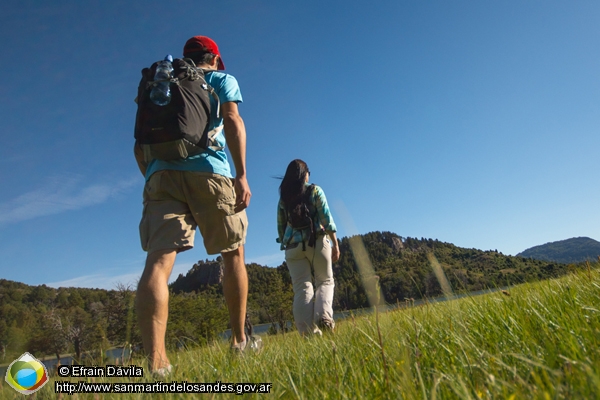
[134,35,251,374]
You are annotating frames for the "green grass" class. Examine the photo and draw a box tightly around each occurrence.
[2,265,599,399]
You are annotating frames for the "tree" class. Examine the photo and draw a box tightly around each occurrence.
[28,308,68,361]
[68,290,85,309]
[0,320,7,361]
[255,272,293,333]
[64,306,101,362]
[167,291,229,348]
[102,284,138,347]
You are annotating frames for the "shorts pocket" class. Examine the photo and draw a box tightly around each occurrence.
[216,200,235,216]
[144,170,164,200]
[216,202,245,244]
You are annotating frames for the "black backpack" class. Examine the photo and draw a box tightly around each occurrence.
[286,185,317,250]
[134,58,221,162]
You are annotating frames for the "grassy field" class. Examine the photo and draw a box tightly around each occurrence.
[2,263,599,399]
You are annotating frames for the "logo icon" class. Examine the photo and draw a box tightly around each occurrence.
[5,352,49,395]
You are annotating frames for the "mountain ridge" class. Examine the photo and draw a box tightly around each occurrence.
[517,237,600,264]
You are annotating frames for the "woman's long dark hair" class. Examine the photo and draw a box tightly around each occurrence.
[279,159,310,209]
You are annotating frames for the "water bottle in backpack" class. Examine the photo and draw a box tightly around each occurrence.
[150,55,174,106]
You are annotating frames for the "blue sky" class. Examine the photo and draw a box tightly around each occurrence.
[1,1,598,290]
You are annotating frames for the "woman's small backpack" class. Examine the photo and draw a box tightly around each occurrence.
[286,185,317,250]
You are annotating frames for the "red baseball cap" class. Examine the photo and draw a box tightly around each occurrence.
[183,36,225,70]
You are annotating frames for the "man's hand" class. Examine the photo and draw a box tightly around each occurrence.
[234,175,251,213]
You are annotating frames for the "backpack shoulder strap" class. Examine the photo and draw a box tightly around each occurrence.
[198,68,222,151]
[200,69,221,119]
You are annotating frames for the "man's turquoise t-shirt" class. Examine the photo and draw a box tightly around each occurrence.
[144,71,243,181]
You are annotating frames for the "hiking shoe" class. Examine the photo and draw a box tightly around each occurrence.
[230,339,247,354]
[318,317,335,332]
[230,335,263,354]
[151,365,172,379]
[248,335,263,352]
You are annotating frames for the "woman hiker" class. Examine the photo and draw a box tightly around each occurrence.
[277,159,340,335]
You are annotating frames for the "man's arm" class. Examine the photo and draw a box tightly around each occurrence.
[222,101,251,212]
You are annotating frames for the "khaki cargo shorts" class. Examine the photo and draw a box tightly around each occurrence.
[139,170,248,255]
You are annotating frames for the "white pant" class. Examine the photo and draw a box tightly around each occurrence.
[285,235,335,335]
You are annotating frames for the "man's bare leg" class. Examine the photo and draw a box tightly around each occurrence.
[221,245,248,346]
[136,249,176,371]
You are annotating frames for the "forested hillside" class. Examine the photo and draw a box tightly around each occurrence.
[0,281,139,364]
[173,231,578,311]
[334,232,577,309]
[1,231,585,363]
[517,236,600,263]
